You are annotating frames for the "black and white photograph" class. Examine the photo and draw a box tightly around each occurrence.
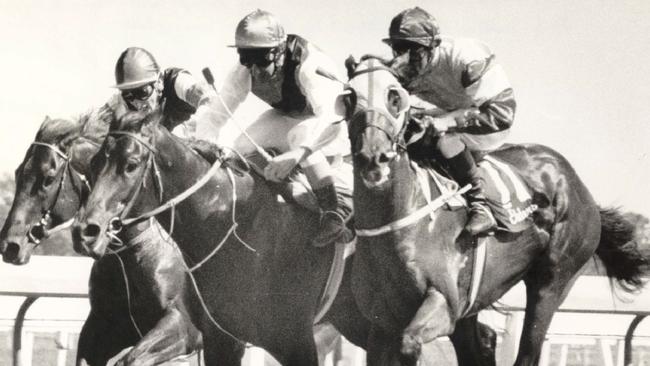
[0,0,649,365]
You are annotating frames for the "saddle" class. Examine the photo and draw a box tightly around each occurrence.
[417,155,537,233]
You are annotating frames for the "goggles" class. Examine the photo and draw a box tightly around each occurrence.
[121,84,155,101]
[390,40,430,58]
[237,48,276,68]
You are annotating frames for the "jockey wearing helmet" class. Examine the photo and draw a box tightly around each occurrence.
[105,47,218,136]
[384,7,516,236]
[196,9,353,247]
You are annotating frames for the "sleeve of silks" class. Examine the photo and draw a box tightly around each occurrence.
[459,40,517,135]
[295,52,346,153]
[182,65,251,142]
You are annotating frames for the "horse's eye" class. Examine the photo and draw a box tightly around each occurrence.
[42,175,55,188]
[386,89,402,118]
[125,162,138,174]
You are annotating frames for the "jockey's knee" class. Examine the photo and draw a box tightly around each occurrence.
[436,133,466,158]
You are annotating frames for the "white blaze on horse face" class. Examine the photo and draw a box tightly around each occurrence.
[347,59,410,132]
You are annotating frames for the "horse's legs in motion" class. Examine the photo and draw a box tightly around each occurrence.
[115,307,204,366]
[200,327,246,366]
[400,287,456,359]
[367,324,417,366]
[76,310,133,366]
[449,314,497,366]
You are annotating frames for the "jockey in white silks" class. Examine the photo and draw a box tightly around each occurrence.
[196,9,353,247]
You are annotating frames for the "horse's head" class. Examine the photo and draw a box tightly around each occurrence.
[72,110,166,259]
[342,56,411,190]
[0,115,100,264]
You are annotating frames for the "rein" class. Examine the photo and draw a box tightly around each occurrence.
[356,180,469,237]
[103,129,255,346]
[27,142,90,244]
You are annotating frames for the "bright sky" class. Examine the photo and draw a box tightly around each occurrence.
[1,0,649,217]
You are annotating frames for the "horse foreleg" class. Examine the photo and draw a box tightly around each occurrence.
[115,307,202,366]
[77,310,132,366]
[449,314,497,366]
[401,287,455,360]
[367,324,416,366]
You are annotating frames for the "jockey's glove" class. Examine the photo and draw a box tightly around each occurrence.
[423,108,482,134]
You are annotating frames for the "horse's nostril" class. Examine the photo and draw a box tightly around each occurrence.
[3,242,20,262]
[354,153,371,167]
[83,223,101,239]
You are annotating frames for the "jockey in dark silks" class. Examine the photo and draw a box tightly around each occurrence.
[385,7,516,236]
[106,47,218,137]
[197,9,353,248]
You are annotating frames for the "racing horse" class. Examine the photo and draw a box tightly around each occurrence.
[0,113,218,365]
[343,58,648,365]
[71,108,501,365]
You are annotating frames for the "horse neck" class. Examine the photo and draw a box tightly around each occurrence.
[354,154,427,230]
[147,129,263,256]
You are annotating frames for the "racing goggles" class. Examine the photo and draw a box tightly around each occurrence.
[121,84,155,101]
[390,40,429,57]
[238,48,276,68]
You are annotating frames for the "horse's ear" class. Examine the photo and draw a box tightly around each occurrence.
[43,115,51,123]
[345,56,358,79]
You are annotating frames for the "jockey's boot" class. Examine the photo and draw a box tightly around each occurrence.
[312,184,354,247]
[447,148,497,236]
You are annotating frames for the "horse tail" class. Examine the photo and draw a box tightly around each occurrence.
[595,207,648,293]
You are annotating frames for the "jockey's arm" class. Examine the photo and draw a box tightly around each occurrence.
[294,56,345,156]
[183,65,251,142]
[459,44,516,134]
[429,42,516,135]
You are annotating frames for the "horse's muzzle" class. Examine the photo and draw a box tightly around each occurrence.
[72,221,107,259]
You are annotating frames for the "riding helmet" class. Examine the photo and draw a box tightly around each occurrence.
[113,47,160,90]
[383,7,441,48]
[229,9,286,48]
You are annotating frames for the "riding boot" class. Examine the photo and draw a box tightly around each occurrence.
[447,148,497,236]
[312,184,355,247]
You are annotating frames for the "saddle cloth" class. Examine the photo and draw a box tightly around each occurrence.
[478,155,537,232]
[426,155,537,233]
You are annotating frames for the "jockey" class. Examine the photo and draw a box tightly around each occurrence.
[197,9,353,247]
[384,7,516,236]
[106,47,217,136]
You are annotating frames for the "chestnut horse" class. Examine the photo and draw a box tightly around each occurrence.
[71,108,503,365]
[343,58,647,365]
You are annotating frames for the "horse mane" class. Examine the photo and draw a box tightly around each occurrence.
[34,104,115,149]
[182,137,224,164]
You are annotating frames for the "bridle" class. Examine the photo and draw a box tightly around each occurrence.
[347,63,409,162]
[26,142,91,245]
[99,128,253,346]
[102,131,165,241]
[346,63,468,237]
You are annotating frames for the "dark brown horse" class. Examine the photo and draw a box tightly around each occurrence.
[0,114,212,366]
[342,58,648,365]
[71,109,504,365]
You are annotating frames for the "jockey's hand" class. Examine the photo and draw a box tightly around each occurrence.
[422,115,454,134]
[425,108,481,133]
[264,148,310,182]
